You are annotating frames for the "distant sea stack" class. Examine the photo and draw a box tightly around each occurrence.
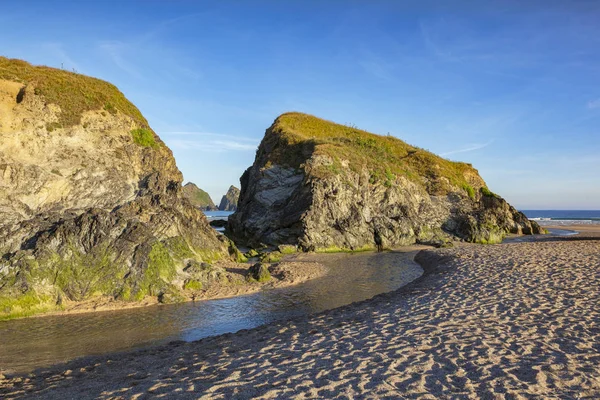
[183,182,218,210]
[229,112,542,250]
[0,57,231,319]
[219,185,240,211]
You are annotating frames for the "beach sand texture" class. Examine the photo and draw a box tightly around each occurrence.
[1,234,599,399]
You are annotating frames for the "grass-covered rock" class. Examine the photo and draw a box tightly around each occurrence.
[182,182,217,210]
[0,57,231,319]
[247,263,271,283]
[0,56,149,128]
[230,112,542,250]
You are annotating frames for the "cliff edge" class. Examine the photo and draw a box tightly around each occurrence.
[0,57,231,319]
[229,112,542,250]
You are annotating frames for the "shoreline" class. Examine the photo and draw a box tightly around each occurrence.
[0,248,425,377]
[2,259,329,322]
[3,224,588,322]
[544,223,600,234]
[0,248,473,381]
[2,233,599,398]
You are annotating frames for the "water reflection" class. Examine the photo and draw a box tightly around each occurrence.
[0,250,422,374]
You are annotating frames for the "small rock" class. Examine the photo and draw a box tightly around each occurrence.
[209,220,228,228]
[248,262,271,282]
[246,249,259,257]
[277,244,297,254]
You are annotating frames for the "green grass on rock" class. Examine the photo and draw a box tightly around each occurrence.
[263,112,483,196]
[0,56,151,130]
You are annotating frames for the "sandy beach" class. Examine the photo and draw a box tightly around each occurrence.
[1,228,599,399]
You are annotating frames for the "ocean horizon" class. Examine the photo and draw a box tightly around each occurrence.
[521,210,600,225]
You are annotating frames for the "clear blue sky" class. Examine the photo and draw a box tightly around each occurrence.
[2,1,599,209]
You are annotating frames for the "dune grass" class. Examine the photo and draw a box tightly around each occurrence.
[0,56,149,129]
[264,112,485,196]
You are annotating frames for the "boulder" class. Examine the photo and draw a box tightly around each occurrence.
[248,262,271,282]
[209,219,228,228]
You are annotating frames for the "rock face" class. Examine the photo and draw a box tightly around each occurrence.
[229,112,542,250]
[219,185,240,211]
[247,262,271,282]
[182,182,217,210]
[0,57,231,319]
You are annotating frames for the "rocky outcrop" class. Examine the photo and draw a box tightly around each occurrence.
[229,113,542,250]
[219,185,240,211]
[183,182,217,210]
[0,57,231,319]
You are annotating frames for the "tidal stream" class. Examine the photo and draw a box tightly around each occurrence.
[0,250,423,374]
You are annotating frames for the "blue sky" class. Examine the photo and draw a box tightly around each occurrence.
[2,1,599,209]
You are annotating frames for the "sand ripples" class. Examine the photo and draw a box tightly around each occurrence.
[1,239,599,399]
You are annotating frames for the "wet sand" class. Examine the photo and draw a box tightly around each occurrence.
[546,224,600,235]
[1,234,599,398]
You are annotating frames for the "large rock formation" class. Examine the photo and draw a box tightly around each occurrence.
[219,185,240,211]
[183,182,217,210]
[229,113,542,250]
[0,57,232,319]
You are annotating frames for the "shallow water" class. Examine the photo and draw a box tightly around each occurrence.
[503,228,579,243]
[0,250,422,374]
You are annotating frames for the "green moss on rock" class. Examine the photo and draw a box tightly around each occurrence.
[226,240,248,263]
[260,251,282,263]
[247,263,271,283]
[278,245,298,254]
[480,186,499,198]
[245,249,259,258]
[164,236,195,260]
[142,242,177,295]
[183,280,203,291]
[462,183,476,199]
[469,226,505,244]
[0,292,56,321]
[50,244,124,301]
[315,244,374,253]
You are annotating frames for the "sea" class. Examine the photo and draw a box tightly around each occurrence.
[203,210,234,233]
[521,210,600,226]
[203,210,600,226]
[203,210,234,221]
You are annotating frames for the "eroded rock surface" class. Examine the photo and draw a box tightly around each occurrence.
[230,113,542,250]
[0,58,230,319]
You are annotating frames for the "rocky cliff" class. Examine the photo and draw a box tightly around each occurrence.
[219,185,240,211]
[0,57,231,319]
[229,113,542,250]
[183,182,217,210]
